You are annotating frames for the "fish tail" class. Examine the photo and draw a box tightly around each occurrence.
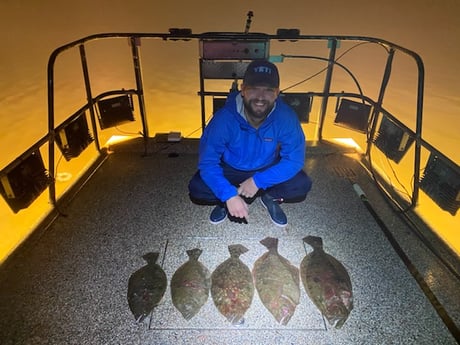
[135,313,147,323]
[228,244,249,258]
[303,236,323,250]
[142,252,159,265]
[260,237,278,251]
[186,248,202,261]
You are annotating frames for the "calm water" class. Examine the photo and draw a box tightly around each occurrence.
[1,0,459,260]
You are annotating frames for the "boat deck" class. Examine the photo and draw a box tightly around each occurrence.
[0,137,459,345]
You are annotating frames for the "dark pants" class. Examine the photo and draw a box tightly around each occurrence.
[188,162,312,205]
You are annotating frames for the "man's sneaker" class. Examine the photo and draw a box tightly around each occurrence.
[260,194,287,227]
[210,205,227,224]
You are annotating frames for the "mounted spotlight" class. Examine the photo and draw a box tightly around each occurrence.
[276,28,300,42]
[334,98,372,133]
[55,111,94,161]
[373,115,414,163]
[420,153,460,216]
[168,28,192,41]
[279,92,311,123]
[97,94,135,130]
[0,149,50,213]
[168,28,192,36]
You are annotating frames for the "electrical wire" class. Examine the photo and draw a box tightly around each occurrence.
[376,149,413,201]
[281,55,365,102]
[281,41,389,95]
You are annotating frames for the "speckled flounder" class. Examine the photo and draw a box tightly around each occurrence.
[211,244,254,325]
[300,236,353,329]
[127,252,167,322]
[170,248,211,320]
[253,237,300,325]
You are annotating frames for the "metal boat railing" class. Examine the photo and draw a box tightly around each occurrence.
[46,32,427,208]
[2,30,458,220]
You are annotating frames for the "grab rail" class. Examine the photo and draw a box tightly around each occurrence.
[44,31,426,211]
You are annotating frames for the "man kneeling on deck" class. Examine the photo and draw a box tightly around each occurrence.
[188,59,312,227]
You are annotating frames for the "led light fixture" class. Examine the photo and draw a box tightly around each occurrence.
[97,95,135,130]
[0,149,50,213]
[373,115,414,163]
[420,153,460,216]
[334,99,372,133]
[55,111,94,161]
[279,92,311,123]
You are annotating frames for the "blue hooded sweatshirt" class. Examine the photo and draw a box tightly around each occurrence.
[198,91,306,202]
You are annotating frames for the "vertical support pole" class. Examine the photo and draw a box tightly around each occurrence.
[130,36,149,155]
[317,39,338,141]
[47,55,57,206]
[412,58,425,208]
[199,57,207,132]
[366,48,395,156]
[79,44,101,152]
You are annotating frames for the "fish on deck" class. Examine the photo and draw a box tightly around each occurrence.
[253,237,300,325]
[211,244,254,325]
[127,252,167,323]
[170,248,211,320]
[300,236,353,329]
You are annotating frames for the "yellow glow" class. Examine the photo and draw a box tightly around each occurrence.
[0,146,101,265]
[330,138,460,256]
[0,192,53,265]
[416,194,460,255]
[330,138,363,152]
[105,135,136,147]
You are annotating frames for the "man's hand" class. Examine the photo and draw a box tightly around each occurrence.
[226,195,249,219]
[237,177,259,198]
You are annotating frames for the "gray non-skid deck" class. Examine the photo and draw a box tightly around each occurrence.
[0,138,459,345]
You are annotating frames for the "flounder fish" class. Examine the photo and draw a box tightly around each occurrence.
[170,248,211,320]
[300,236,353,329]
[211,244,254,325]
[127,252,167,322]
[253,237,300,325]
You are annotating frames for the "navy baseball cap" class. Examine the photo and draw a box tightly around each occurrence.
[243,60,280,88]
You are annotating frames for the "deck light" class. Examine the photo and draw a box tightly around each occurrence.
[420,153,460,216]
[55,111,94,161]
[334,99,372,133]
[97,95,135,130]
[373,115,414,163]
[0,149,50,213]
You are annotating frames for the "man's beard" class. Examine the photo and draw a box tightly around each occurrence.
[243,98,274,120]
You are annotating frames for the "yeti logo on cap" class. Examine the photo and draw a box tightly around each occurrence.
[253,66,273,75]
[243,60,280,88]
